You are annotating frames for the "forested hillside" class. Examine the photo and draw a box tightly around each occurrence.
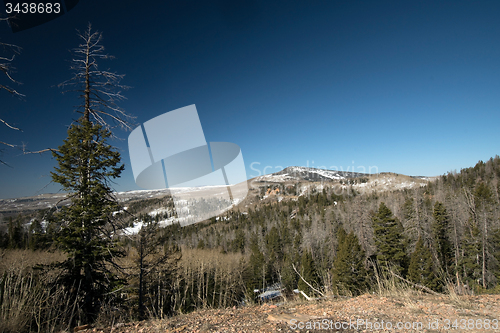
[1,156,500,332]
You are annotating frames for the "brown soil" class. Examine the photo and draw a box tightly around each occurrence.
[78,293,500,333]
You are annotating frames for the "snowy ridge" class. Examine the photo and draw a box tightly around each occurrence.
[255,166,368,183]
[353,174,427,192]
[255,173,297,182]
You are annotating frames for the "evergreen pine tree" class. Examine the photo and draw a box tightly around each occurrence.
[298,250,318,297]
[491,228,500,285]
[408,237,440,291]
[7,215,25,249]
[332,225,368,295]
[432,201,453,275]
[372,202,407,276]
[28,218,44,250]
[247,232,267,291]
[48,24,134,325]
[51,118,125,323]
[280,254,297,293]
[459,222,482,289]
[265,226,283,263]
[231,228,246,254]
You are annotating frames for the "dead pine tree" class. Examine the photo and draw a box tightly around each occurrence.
[25,23,135,156]
[59,23,134,130]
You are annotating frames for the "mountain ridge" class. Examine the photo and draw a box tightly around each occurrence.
[0,166,433,216]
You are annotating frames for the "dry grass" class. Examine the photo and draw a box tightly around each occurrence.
[372,266,480,313]
[175,248,247,311]
[2,248,487,332]
[0,249,66,275]
[113,246,248,320]
[0,249,77,333]
[373,266,417,299]
[445,281,475,309]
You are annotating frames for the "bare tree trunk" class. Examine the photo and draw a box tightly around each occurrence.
[292,263,325,297]
[482,213,487,288]
[57,23,134,131]
[212,263,218,308]
[84,45,91,122]
[138,237,145,320]
[454,218,460,285]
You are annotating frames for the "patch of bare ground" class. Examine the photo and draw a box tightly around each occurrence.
[78,293,500,333]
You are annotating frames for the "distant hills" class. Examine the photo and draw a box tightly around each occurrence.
[0,166,432,218]
[253,166,369,182]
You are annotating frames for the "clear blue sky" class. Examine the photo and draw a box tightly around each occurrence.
[1,0,499,199]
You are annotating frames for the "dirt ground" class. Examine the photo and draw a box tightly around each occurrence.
[77,293,500,333]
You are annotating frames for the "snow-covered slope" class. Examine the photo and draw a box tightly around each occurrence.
[254,166,368,183]
[252,167,431,198]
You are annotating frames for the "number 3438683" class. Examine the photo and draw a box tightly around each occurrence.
[5,2,61,14]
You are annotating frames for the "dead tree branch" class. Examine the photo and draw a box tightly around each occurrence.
[1,24,24,165]
[0,118,21,131]
[390,271,441,296]
[21,144,60,155]
[0,38,24,97]
[292,263,325,297]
